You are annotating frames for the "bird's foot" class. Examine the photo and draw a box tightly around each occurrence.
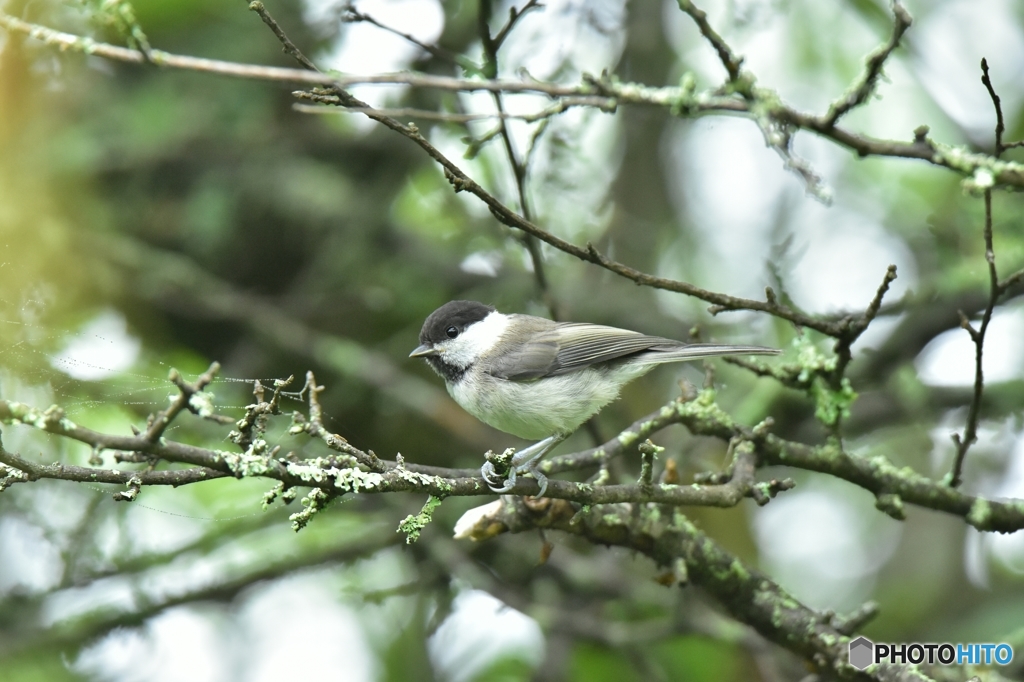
[480,436,562,497]
[524,465,549,498]
[480,460,502,488]
[481,448,517,492]
[479,461,548,496]
[481,459,516,492]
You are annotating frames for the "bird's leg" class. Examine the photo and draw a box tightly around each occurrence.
[509,435,563,497]
[481,435,565,497]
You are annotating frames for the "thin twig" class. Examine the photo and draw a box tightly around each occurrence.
[2,11,1023,191]
[293,97,612,122]
[248,1,318,71]
[302,371,387,473]
[492,0,544,52]
[833,264,899,378]
[341,4,475,71]
[6,8,1024,337]
[144,363,221,442]
[980,58,1005,155]
[675,0,745,85]
[294,86,847,335]
[950,187,997,487]
[823,1,912,127]
[477,0,558,319]
[999,266,1024,291]
[949,60,1008,488]
[755,117,832,202]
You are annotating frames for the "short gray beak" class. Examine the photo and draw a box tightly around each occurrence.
[409,344,438,358]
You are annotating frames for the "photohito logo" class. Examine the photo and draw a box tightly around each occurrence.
[848,637,1014,670]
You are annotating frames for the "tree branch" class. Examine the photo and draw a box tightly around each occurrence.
[4,8,1024,326]
[293,98,614,122]
[1,10,1021,190]
[823,1,912,127]
[461,496,935,681]
[0,442,225,492]
[3,374,1023,532]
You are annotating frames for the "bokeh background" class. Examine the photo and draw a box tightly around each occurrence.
[1,0,1024,680]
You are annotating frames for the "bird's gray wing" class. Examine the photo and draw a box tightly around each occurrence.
[545,323,681,376]
[486,321,677,381]
[487,321,779,381]
[548,324,782,372]
[483,316,562,381]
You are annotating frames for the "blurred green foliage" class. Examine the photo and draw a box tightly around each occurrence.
[1,0,1024,680]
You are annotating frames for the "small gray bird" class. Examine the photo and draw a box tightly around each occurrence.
[410,300,780,496]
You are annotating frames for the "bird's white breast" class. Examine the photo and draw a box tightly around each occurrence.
[450,364,650,440]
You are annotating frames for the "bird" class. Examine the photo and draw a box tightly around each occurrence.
[410,300,780,496]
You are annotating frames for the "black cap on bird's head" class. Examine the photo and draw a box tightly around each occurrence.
[409,300,496,358]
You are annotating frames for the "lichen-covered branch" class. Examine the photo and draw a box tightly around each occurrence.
[0,441,226,493]
[1,359,1020,676]
[0,6,1006,200]
[3,365,1022,533]
[3,6,1024,333]
[459,497,935,682]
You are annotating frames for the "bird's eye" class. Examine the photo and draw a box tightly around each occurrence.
[446,326,459,338]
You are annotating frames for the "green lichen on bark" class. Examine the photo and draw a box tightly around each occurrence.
[397,495,443,543]
[289,487,330,531]
[794,338,858,427]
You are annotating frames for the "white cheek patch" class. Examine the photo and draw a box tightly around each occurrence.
[440,311,510,368]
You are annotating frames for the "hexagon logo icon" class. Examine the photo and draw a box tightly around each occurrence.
[849,636,874,670]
